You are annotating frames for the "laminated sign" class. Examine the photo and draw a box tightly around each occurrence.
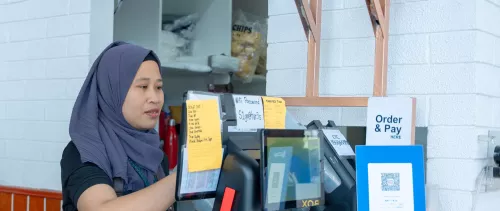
[365,97,416,146]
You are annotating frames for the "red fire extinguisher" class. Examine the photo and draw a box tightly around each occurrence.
[164,119,178,170]
[159,111,168,142]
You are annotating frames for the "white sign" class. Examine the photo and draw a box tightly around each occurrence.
[232,95,264,129]
[366,97,414,145]
[368,163,414,211]
[322,129,355,156]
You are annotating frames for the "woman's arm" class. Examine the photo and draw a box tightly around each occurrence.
[77,172,177,211]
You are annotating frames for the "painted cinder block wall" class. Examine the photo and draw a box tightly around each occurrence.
[0,0,112,189]
[0,0,92,190]
[266,0,500,210]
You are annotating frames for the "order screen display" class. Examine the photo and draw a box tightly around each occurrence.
[265,136,322,205]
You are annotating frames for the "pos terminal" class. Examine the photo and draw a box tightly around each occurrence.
[174,91,356,211]
[307,120,357,211]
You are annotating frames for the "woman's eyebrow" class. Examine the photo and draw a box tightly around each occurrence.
[135,78,150,82]
[134,78,162,82]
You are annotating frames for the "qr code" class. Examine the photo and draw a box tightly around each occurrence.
[381,173,400,192]
[272,172,280,188]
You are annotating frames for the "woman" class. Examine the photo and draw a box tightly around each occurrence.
[60,41,177,211]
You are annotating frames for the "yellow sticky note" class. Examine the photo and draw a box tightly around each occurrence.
[186,99,223,172]
[261,96,287,129]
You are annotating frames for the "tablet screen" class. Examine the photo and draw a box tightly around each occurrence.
[261,130,324,210]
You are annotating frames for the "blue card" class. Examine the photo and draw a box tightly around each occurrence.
[355,145,426,211]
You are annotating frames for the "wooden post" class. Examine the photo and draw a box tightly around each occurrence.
[283,0,391,107]
[369,0,390,97]
[294,0,322,97]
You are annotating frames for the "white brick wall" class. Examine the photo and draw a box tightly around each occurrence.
[0,0,92,190]
[0,0,497,210]
[267,0,500,210]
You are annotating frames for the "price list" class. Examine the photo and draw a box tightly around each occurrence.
[186,99,223,172]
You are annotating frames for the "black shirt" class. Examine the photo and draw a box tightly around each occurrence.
[60,141,113,211]
[61,141,171,211]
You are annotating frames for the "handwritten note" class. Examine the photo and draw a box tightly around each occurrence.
[186,99,223,172]
[261,96,286,129]
[232,94,264,129]
[186,92,223,132]
[322,129,355,156]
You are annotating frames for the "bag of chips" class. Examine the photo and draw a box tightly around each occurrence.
[231,9,267,83]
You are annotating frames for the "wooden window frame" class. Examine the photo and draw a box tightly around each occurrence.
[284,0,391,107]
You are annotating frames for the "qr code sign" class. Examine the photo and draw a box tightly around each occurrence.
[381,173,400,192]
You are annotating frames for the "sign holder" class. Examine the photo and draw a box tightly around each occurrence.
[355,145,426,211]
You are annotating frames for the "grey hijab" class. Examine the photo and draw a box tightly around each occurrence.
[69,41,165,191]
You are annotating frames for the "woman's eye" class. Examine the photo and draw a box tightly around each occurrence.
[138,85,147,89]
[157,86,163,90]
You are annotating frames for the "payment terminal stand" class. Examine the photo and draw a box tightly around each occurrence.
[307,120,357,211]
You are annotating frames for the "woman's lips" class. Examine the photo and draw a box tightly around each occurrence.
[145,109,160,118]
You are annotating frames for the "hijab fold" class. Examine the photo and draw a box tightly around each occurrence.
[70,41,165,191]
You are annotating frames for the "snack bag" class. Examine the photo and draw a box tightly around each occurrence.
[231,9,267,83]
[255,48,267,76]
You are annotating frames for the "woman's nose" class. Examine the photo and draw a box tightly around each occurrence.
[146,88,161,104]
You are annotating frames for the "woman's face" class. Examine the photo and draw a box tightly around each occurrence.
[122,60,164,130]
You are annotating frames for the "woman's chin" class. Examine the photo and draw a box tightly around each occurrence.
[133,122,158,131]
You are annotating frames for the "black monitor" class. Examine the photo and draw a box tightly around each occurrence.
[260,129,325,211]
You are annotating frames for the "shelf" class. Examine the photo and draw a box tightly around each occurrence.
[231,74,266,84]
[162,54,239,74]
[114,0,268,100]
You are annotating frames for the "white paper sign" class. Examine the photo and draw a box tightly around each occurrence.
[368,163,414,211]
[322,129,355,156]
[232,95,265,129]
[179,147,225,194]
[365,97,414,145]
